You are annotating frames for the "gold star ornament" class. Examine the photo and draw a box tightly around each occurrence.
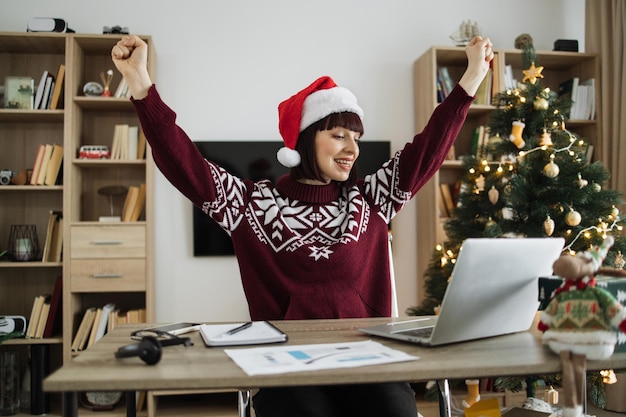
[522,62,544,84]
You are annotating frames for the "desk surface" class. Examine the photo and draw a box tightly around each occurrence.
[44,317,626,393]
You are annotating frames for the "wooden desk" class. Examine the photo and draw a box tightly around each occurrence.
[44,317,626,416]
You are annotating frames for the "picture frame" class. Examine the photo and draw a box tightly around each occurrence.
[3,76,34,109]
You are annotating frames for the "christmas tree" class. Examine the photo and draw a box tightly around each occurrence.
[407,44,626,405]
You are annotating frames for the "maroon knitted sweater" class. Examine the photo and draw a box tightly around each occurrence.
[132,84,473,321]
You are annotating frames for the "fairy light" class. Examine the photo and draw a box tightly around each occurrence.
[601,370,617,384]
[562,211,622,253]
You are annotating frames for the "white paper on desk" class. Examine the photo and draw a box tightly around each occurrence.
[224,340,418,376]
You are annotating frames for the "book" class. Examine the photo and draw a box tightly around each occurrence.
[127,126,139,160]
[137,128,147,159]
[43,144,63,185]
[41,210,60,262]
[122,185,140,222]
[438,190,449,218]
[34,295,52,338]
[129,183,146,221]
[110,124,129,160]
[439,183,455,217]
[474,68,492,105]
[30,344,50,414]
[490,51,500,96]
[199,321,287,347]
[87,308,103,348]
[558,77,579,119]
[48,215,63,262]
[40,75,55,110]
[34,70,49,110]
[26,295,45,338]
[30,144,46,185]
[43,275,63,338]
[580,78,596,120]
[114,77,129,98]
[438,67,455,98]
[49,64,65,110]
[71,307,96,351]
[36,144,54,185]
[93,302,116,342]
[119,124,130,159]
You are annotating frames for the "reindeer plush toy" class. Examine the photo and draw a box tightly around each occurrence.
[538,236,626,417]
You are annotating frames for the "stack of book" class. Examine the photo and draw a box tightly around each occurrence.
[33,64,65,110]
[25,276,62,339]
[30,143,63,186]
[110,124,146,160]
[558,77,596,121]
[71,305,146,351]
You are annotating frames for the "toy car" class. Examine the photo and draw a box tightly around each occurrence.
[79,145,111,159]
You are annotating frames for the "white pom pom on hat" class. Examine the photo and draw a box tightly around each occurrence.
[277,76,363,168]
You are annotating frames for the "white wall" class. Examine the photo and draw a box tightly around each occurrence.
[1,0,585,322]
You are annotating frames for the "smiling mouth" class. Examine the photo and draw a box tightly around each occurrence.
[335,159,353,169]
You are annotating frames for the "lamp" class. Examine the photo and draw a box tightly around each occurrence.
[7,224,39,261]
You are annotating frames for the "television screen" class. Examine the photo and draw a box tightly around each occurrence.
[193,140,391,256]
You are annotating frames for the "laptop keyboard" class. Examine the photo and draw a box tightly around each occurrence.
[400,327,434,339]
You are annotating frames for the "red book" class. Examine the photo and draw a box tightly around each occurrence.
[43,275,62,338]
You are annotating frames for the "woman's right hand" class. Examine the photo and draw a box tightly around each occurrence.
[111,35,152,99]
[458,36,494,97]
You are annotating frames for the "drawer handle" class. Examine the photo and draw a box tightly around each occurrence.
[92,273,124,278]
[91,240,123,245]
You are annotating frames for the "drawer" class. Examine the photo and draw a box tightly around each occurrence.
[70,259,146,292]
[71,225,145,259]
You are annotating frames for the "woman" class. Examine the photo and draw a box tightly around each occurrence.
[112,34,493,417]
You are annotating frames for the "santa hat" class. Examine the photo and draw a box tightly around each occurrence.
[277,76,363,168]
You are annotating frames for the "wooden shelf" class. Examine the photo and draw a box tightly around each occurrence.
[1,31,155,417]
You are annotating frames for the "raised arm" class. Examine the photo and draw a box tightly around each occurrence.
[111,35,153,100]
[458,36,494,96]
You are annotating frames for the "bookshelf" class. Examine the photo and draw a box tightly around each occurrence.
[0,32,155,416]
[413,46,600,305]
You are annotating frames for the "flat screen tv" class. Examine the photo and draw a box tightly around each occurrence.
[193,140,391,256]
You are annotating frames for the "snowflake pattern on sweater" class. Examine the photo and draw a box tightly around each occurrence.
[201,153,408,259]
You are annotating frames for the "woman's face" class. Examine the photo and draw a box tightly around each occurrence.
[307,127,360,185]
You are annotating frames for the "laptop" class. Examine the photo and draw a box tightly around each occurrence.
[360,237,565,346]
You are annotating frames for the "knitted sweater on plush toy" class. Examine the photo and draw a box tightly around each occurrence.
[538,236,626,360]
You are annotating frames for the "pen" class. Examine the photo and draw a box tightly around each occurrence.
[224,321,253,336]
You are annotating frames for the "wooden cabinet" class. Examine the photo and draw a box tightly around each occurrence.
[413,46,600,304]
[0,31,154,416]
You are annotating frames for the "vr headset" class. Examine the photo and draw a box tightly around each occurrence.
[27,18,75,33]
[0,316,27,334]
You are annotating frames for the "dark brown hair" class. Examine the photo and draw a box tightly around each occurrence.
[291,112,364,186]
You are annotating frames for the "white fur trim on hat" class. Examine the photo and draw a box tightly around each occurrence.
[300,86,363,132]
[277,146,301,168]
